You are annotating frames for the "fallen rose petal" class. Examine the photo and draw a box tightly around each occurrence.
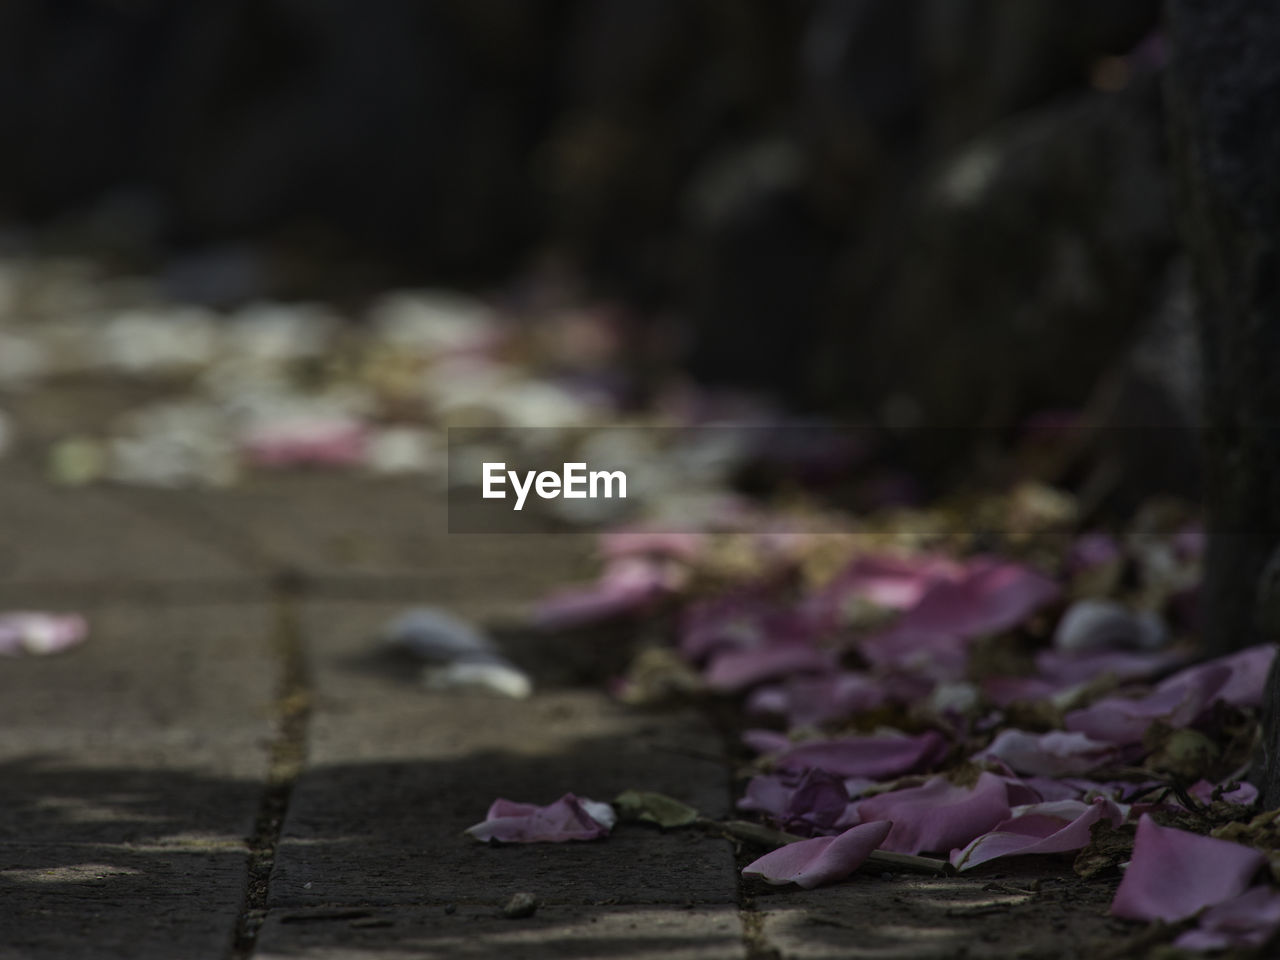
[1186,644,1276,709]
[534,558,676,629]
[742,729,793,755]
[856,772,1010,855]
[465,793,615,843]
[741,820,893,888]
[746,672,888,726]
[1064,664,1230,744]
[679,591,814,661]
[599,530,705,562]
[809,553,962,623]
[1110,815,1265,923]
[894,558,1060,639]
[738,769,851,832]
[1173,885,1280,952]
[975,729,1119,776]
[1187,779,1259,807]
[241,414,368,467]
[951,796,1125,871]
[774,730,947,780]
[704,643,836,693]
[1036,648,1186,686]
[0,612,89,657]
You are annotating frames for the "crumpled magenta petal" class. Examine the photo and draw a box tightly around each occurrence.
[855,772,1010,855]
[742,820,893,888]
[534,557,676,629]
[951,796,1125,871]
[704,644,836,693]
[1187,779,1259,807]
[0,612,89,656]
[1174,886,1280,952]
[746,672,887,725]
[599,530,704,562]
[893,558,1060,639]
[1190,643,1277,709]
[1064,664,1230,744]
[975,729,1119,776]
[679,589,808,661]
[774,730,947,780]
[808,553,962,622]
[738,770,851,832]
[1036,648,1186,686]
[465,793,615,843]
[1110,815,1265,923]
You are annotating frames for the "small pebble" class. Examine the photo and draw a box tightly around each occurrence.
[503,892,539,919]
[444,904,456,915]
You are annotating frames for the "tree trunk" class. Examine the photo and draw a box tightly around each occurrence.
[1165,0,1280,804]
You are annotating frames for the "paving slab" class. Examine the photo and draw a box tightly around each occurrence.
[750,859,1120,960]
[255,904,745,960]
[0,601,279,959]
[0,467,255,594]
[155,474,598,588]
[268,602,739,915]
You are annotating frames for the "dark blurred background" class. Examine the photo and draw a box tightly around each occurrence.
[0,0,1195,499]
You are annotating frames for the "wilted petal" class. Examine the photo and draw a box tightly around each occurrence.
[1187,779,1259,807]
[742,820,893,888]
[534,558,675,629]
[1036,648,1186,686]
[975,729,1119,776]
[705,644,836,693]
[951,796,1125,871]
[1110,815,1265,923]
[742,729,792,755]
[465,793,615,843]
[600,530,705,562]
[1065,664,1230,744]
[774,730,947,780]
[1174,886,1280,951]
[0,612,89,657]
[747,672,888,726]
[856,772,1010,855]
[1186,644,1277,709]
[895,558,1060,639]
[679,590,805,661]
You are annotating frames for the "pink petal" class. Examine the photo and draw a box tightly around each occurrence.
[855,772,1011,855]
[975,729,1119,776]
[742,820,893,888]
[242,416,368,467]
[1110,815,1265,923]
[1187,644,1277,709]
[746,671,887,725]
[679,591,810,661]
[1174,886,1280,951]
[0,612,89,656]
[894,558,1060,639]
[742,729,792,755]
[1187,779,1259,807]
[1064,664,1230,744]
[534,558,675,629]
[774,730,948,780]
[810,553,963,620]
[738,770,851,832]
[951,796,1125,871]
[704,644,836,693]
[599,530,705,562]
[1036,648,1186,685]
[465,793,615,843]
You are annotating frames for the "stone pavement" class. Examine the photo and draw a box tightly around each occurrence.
[0,448,1129,959]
